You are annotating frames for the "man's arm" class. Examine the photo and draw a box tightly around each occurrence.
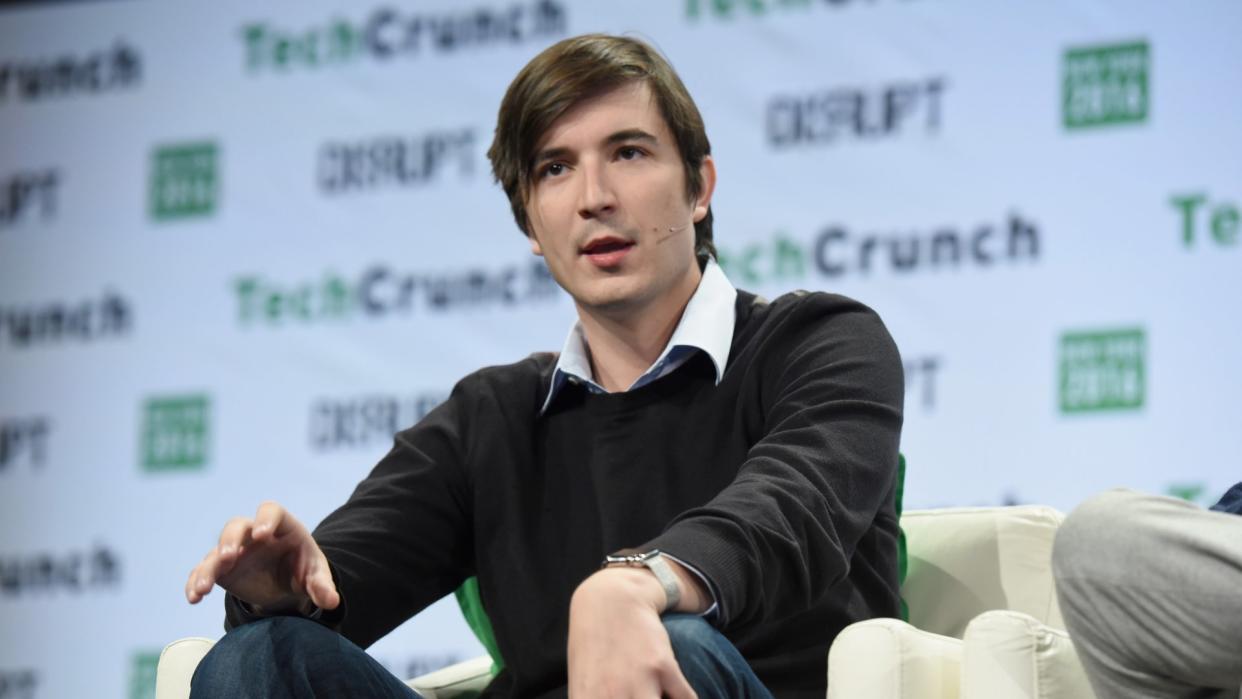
[647,295,904,628]
[188,375,478,649]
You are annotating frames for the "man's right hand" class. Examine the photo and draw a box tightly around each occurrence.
[184,501,339,614]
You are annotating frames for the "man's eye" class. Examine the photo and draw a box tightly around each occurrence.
[617,146,643,160]
[540,162,565,178]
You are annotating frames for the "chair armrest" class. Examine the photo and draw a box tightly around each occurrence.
[155,637,216,699]
[828,618,962,699]
[406,655,494,699]
[961,610,1094,699]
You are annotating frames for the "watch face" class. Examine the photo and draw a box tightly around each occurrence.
[603,549,661,567]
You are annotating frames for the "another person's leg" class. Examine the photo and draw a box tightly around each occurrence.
[1053,489,1242,699]
[190,616,418,699]
[662,614,774,699]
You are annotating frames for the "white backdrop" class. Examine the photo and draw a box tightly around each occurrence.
[2,1,1240,696]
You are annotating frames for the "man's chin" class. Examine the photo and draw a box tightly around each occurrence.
[570,284,647,317]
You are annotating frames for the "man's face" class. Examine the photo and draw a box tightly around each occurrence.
[524,81,715,319]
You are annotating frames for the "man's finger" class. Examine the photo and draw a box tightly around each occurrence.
[252,501,287,540]
[217,516,254,557]
[658,661,698,699]
[305,560,340,610]
[185,548,220,604]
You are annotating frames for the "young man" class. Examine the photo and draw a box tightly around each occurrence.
[186,34,904,698]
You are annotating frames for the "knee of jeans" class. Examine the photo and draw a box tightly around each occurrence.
[193,617,316,684]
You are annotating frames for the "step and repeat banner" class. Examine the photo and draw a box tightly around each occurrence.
[2,0,1240,696]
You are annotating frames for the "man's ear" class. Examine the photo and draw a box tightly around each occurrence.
[691,155,717,223]
[528,230,544,256]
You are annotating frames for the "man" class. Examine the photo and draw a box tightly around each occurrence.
[1053,483,1242,698]
[186,34,903,698]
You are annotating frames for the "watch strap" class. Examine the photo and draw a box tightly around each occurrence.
[602,549,681,612]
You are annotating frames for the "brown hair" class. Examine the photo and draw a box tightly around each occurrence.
[487,34,715,261]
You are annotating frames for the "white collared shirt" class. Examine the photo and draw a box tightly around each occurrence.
[540,258,737,414]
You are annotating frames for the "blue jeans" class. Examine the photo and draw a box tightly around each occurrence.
[191,614,773,698]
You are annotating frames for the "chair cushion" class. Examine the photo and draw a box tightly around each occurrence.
[961,610,1094,699]
[827,618,962,699]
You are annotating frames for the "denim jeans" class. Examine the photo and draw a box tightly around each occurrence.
[191,613,773,698]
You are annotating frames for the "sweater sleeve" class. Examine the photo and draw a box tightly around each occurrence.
[645,294,904,629]
[240,378,477,648]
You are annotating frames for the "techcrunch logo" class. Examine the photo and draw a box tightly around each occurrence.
[904,355,941,411]
[0,290,132,349]
[241,1,566,73]
[0,40,141,104]
[235,261,559,326]
[150,142,218,221]
[768,77,946,147]
[688,0,917,21]
[0,669,38,699]
[319,129,475,194]
[1171,191,1238,250]
[1063,40,1149,130]
[141,394,211,472]
[0,417,50,472]
[311,392,448,451]
[1059,328,1145,414]
[0,544,121,596]
[0,169,59,229]
[717,212,1039,283]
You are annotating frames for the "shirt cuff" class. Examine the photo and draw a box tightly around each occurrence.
[662,552,720,621]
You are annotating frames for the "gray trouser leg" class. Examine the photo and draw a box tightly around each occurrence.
[1053,489,1242,699]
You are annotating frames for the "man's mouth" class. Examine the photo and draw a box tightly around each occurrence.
[580,237,634,255]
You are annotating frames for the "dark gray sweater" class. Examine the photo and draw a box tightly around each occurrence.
[227,289,905,698]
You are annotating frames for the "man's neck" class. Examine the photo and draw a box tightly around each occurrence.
[576,268,703,393]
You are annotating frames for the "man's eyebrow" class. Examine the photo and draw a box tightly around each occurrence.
[532,129,660,167]
[603,128,658,146]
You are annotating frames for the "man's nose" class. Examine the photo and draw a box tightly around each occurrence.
[576,160,617,220]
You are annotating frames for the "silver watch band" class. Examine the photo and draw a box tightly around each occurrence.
[602,549,681,612]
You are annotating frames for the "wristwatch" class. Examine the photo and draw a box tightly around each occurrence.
[601,548,681,612]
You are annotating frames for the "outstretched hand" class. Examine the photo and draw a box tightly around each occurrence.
[184,501,338,615]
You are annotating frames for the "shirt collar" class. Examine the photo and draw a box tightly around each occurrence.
[540,258,737,415]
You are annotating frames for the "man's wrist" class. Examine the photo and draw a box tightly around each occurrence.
[601,549,682,612]
[596,552,709,615]
[236,595,321,619]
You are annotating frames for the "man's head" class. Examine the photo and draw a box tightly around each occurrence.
[488,34,715,263]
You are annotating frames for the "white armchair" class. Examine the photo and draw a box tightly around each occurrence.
[157,506,1094,699]
[827,505,1094,699]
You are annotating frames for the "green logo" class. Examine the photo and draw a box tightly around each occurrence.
[240,4,566,74]
[1063,40,1149,130]
[1059,328,1145,413]
[150,142,218,220]
[141,394,211,471]
[1170,192,1239,249]
[1166,482,1208,505]
[129,651,160,699]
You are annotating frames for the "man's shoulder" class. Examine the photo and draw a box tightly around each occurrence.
[451,351,558,407]
[736,287,888,335]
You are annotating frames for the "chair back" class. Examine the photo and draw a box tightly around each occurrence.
[901,505,1064,639]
